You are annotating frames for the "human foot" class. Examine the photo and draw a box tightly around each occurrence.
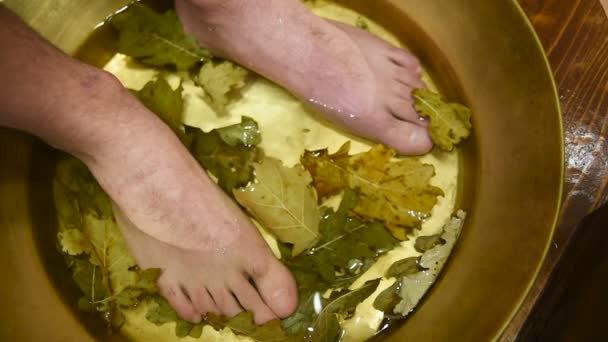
[114,199,297,325]
[80,88,297,324]
[176,0,433,154]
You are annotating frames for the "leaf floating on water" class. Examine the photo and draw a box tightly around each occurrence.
[114,268,161,308]
[54,156,162,329]
[280,190,399,335]
[187,119,263,194]
[70,257,108,307]
[414,233,446,253]
[385,257,424,279]
[302,144,444,239]
[109,3,210,71]
[207,311,295,342]
[55,157,113,219]
[394,211,467,316]
[216,116,262,147]
[197,59,250,116]
[303,189,398,283]
[413,88,472,151]
[281,291,318,336]
[146,295,179,325]
[234,158,320,256]
[348,145,444,238]
[132,78,184,134]
[146,295,205,337]
[300,142,350,200]
[58,229,93,256]
[373,280,402,313]
[309,279,381,342]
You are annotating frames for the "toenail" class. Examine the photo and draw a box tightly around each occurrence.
[192,315,202,324]
[272,288,288,300]
[409,130,419,143]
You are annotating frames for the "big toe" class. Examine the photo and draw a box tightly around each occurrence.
[377,116,433,155]
[247,257,298,319]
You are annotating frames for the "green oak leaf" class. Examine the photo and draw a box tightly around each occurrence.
[54,156,164,330]
[309,279,380,342]
[281,291,317,335]
[132,77,183,134]
[109,3,210,70]
[280,191,398,335]
[217,116,261,147]
[302,144,444,239]
[300,141,350,200]
[234,157,320,256]
[145,295,179,325]
[58,229,93,256]
[207,311,295,342]
[146,295,205,338]
[53,179,82,230]
[114,268,161,308]
[197,59,249,116]
[413,88,472,151]
[187,121,262,194]
[55,157,112,219]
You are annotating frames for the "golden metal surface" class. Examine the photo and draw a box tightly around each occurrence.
[0,0,563,341]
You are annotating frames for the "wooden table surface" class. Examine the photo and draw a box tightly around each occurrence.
[501,0,608,340]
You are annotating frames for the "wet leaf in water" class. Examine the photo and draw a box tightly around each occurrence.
[302,144,444,239]
[413,88,472,151]
[414,233,446,253]
[309,279,380,342]
[234,158,320,255]
[109,3,210,71]
[132,78,183,134]
[197,59,249,116]
[187,122,262,194]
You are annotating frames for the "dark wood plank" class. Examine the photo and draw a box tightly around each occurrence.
[502,0,608,340]
[520,203,608,341]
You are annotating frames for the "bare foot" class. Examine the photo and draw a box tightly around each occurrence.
[83,90,297,324]
[176,0,433,154]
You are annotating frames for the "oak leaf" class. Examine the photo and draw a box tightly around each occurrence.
[413,88,472,151]
[302,144,444,239]
[110,3,210,71]
[234,158,320,255]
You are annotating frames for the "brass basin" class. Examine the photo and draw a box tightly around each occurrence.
[0,0,563,341]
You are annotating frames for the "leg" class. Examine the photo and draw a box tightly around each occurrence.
[0,5,297,324]
[176,0,433,155]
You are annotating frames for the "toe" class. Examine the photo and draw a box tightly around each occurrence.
[377,116,433,155]
[190,287,220,316]
[209,286,243,318]
[388,47,422,71]
[389,98,421,124]
[393,66,425,89]
[247,258,298,318]
[231,276,278,324]
[158,278,201,323]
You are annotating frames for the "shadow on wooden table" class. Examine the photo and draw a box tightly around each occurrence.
[520,203,608,341]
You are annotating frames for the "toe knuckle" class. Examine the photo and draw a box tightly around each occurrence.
[248,260,270,279]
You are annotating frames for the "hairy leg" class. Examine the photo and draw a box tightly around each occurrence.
[0,5,297,324]
[176,0,433,155]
